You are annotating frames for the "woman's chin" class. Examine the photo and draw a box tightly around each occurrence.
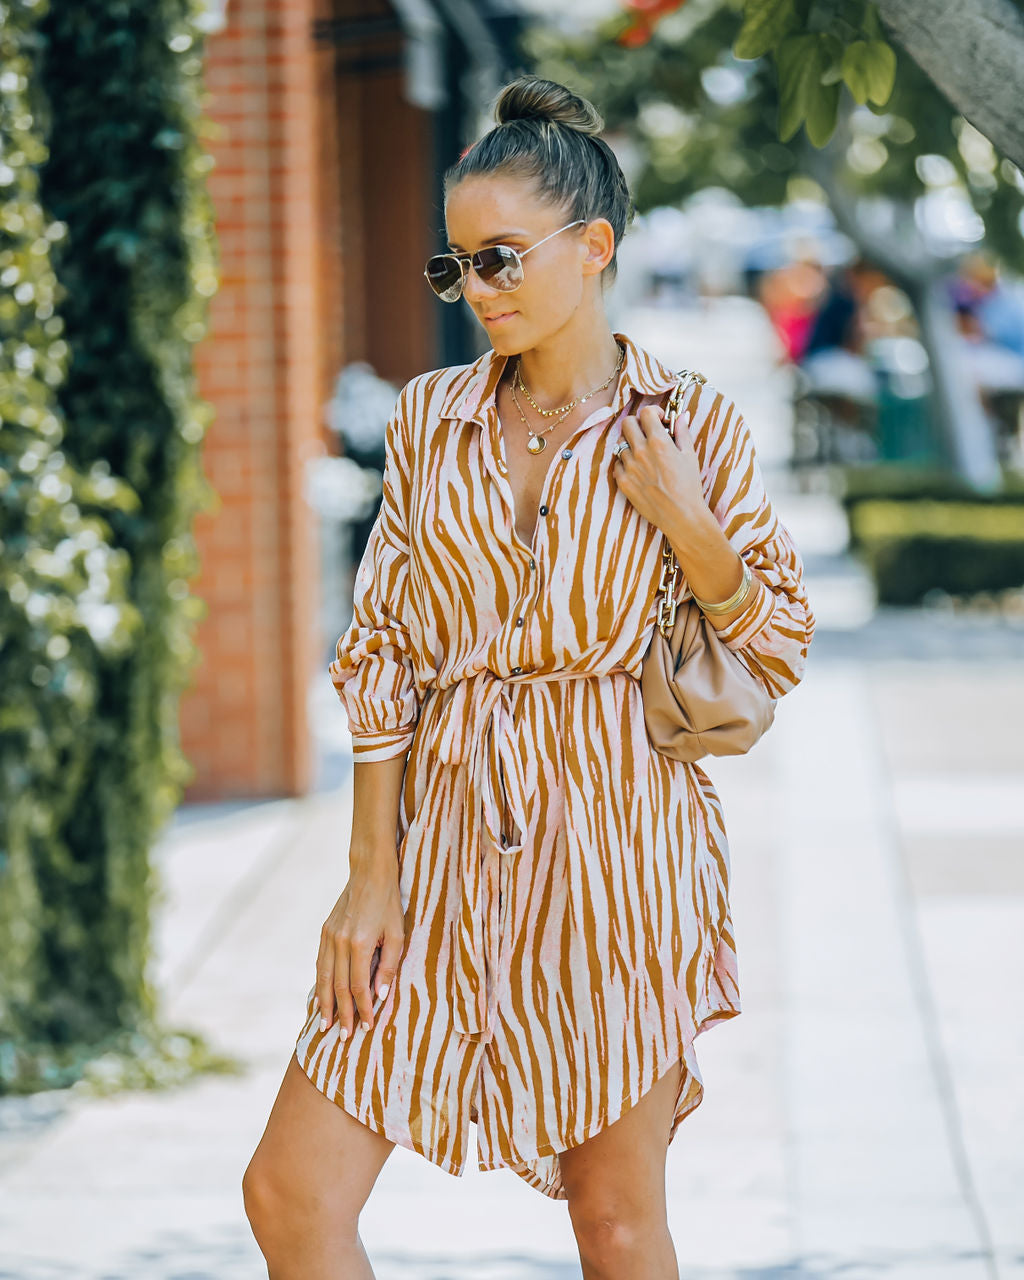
[487,330,525,354]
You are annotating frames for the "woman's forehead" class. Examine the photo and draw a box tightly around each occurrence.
[442,185,560,247]
[445,176,549,233]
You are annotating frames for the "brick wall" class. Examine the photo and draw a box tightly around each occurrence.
[182,0,439,799]
[182,0,337,799]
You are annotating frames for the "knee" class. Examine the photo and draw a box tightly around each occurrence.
[568,1194,647,1274]
[242,1151,284,1245]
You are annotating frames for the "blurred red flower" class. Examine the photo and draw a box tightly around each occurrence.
[616,0,686,47]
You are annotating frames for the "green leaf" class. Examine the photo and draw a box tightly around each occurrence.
[819,32,846,85]
[734,0,798,61]
[777,31,843,146]
[841,40,875,103]
[776,33,821,141]
[805,79,841,146]
[863,38,897,104]
[841,37,895,106]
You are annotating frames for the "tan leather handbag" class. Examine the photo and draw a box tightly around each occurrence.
[639,369,776,763]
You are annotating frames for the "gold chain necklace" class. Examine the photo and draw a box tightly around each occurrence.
[515,341,624,416]
[508,380,573,451]
[512,343,625,454]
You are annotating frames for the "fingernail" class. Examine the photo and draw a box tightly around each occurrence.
[339,1025,348,1041]
[319,1015,327,1032]
[361,1020,370,1031]
[379,982,390,999]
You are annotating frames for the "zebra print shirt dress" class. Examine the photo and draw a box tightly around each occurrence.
[294,329,815,1200]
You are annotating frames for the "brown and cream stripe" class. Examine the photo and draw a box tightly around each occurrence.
[294,330,815,1199]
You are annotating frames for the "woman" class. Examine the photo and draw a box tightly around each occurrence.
[243,75,814,1278]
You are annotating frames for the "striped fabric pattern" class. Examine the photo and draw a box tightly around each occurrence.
[295,330,815,1200]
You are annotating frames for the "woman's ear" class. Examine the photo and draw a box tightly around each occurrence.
[581,218,615,277]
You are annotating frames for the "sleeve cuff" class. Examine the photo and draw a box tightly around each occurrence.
[708,572,777,651]
[349,728,415,761]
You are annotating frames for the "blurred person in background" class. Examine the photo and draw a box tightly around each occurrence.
[950,251,1024,452]
[802,256,873,359]
[755,253,829,365]
[243,74,814,1278]
[952,250,1024,359]
[797,256,881,421]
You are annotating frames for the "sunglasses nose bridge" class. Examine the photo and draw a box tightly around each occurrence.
[464,252,519,299]
[464,258,494,297]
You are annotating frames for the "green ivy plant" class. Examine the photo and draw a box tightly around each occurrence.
[0,0,238,1094]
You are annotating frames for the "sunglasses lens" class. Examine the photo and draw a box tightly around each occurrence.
[474,245,523,291]
[425,255,464,301]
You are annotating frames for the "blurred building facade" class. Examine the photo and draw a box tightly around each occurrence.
[181,0,523,798]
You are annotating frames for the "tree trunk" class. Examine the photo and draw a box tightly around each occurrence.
[908,275,1004,491]
[877,0,1024,169]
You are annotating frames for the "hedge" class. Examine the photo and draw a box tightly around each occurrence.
[0,0,237,1093]
[849,499,1024,605]
[840,463,1024,548]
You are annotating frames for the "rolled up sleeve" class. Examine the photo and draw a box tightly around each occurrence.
[687,383,816,699]
[330,381,422,760]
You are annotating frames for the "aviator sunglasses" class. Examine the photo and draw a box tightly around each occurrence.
[423,219,587,302]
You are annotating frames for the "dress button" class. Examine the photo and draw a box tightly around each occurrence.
[528,558,536,570]
[515,617,524,626]
[538,504,548,516]
[511,666,522,674]
[561,449,572,459]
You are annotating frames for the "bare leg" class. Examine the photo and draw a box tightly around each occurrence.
[558,1061,684,1280]
[242,1053,396,1278]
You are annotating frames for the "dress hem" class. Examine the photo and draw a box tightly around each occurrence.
[477,987,742,1201]
[295,981,741,1202]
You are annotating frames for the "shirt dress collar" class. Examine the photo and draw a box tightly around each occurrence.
[437,329,680,425]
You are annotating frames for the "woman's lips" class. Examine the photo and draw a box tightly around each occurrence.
[483,311,517,325]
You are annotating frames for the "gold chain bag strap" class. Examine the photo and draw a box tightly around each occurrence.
[639,369,776,763]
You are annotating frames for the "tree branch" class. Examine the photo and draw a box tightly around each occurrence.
[876,0,1024,168]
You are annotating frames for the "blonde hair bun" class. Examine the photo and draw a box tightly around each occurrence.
[494,75,604,136]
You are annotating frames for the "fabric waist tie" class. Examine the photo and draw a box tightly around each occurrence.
[424,663,631,1045]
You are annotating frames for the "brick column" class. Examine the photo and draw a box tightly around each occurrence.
[182,0,338,798]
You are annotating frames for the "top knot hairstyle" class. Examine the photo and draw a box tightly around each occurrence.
[443,76,635,284]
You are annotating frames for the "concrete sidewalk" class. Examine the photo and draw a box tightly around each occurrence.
[1,299,1021,1278]
[3,647,1020,1279]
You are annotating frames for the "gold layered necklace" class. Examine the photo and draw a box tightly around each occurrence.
[510,342,625,454]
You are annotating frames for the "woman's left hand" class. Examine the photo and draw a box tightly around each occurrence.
[612,403,709,536]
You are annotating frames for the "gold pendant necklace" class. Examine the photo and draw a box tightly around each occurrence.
[509,381,572,453]
[513,343,625,454]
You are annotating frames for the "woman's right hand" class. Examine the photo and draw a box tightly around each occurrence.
[314,866,406,1039]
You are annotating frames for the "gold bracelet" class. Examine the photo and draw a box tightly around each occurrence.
[691,559,754,615]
